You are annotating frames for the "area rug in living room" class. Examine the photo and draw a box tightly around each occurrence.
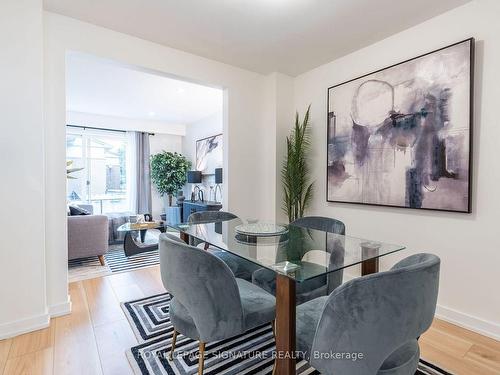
[122,293,454,375]
[68,246,160,282]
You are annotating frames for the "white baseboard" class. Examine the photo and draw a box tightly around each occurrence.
[0,297,71,340]
[48,297,72,318]
[435,304,500,341]
[342,274,500,341]
[0,313,50,340]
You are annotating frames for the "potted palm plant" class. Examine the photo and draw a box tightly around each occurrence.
[150,152,191,208]
[281,105,314,223]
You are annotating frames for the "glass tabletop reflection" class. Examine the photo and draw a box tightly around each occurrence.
[167,218,405,282]
[117,222,163,232]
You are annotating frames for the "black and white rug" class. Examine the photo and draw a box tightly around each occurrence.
[122,293,454,375]
[68,254,111,282]
[105,246,160,273]
[68,246,159,282]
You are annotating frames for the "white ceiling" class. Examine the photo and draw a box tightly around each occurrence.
[66,53,223,123]
[45,0,471,76]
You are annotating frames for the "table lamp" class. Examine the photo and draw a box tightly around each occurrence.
[214,168,223,202]
[187,170,202,201]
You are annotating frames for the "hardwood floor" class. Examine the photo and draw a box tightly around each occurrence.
[0,265,498,375]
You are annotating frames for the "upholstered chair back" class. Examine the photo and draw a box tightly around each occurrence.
[188,210,237,224]
[187,211,238,246]
[292,216,345,235]
[325,237,345,294]
[292,216,346,294]
[310,253,440,375]
[159,233,245,341]
[158,233,185,291]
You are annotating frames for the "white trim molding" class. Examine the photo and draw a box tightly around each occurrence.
[344,273,500,341]
[48,298,72,318]
[436,305,500,341]
[0,297,71,339]
[0,313,50,340]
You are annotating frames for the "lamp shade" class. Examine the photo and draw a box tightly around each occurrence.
[215,168,223,184]
[187,170,202,183]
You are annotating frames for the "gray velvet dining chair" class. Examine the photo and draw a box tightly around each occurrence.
[159,233,276,375]
[188,210,262,281]
[291,253,440,375]
[252,216,346,304]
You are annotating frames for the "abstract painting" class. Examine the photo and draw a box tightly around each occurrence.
[196,134,223,174]
[327,38,473,213]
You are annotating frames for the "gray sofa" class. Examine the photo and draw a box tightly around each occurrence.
[67,204,133,263]
[107,212,133,245]
[68,214,109,265]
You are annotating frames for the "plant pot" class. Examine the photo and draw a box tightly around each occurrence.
[165,206,181,225]
[176,190,185,205]
[162,193,174,208]
[162,195,170,215]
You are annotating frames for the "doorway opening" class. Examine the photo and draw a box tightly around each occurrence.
[65,52,224,281]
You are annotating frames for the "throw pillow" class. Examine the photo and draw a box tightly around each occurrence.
[69,205,91,216]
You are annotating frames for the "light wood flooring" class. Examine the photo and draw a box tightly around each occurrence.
[0,265,499,375]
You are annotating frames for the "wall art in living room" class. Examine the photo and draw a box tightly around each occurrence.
[196,134,223,174]
[327,38,474,213]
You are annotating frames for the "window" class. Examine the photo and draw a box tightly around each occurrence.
[66,127,129,214]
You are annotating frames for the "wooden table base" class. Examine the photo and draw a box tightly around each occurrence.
[361,258,379,275]
[123,231,158,257]
[180,232,190,244]
[275,274,296,374]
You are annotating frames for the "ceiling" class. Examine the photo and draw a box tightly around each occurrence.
[66,53,223,123]
[45,0,471,76]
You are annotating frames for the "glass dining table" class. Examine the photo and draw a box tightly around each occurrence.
[167,218,406,374]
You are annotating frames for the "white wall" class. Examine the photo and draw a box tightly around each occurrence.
[0,0,49,338]
[260,73,295,222]
[182,112,223,201]
[274,73,295,223]
[293,0,500,339]
[43,11,275,328]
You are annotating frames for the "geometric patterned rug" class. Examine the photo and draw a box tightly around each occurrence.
[122,293,454,375]
[105,246,159,273]
[69,230,164,282]
[68,255,111,282]
[68,246,159,282]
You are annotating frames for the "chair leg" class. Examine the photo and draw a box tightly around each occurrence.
[169,330,178,360]
[98,255,105,266]
[198,341,206,375]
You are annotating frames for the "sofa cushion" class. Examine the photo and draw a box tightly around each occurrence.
[107,212,133,244]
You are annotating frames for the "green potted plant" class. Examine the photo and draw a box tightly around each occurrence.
[281,105,314,223]
[150,152,191,207]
